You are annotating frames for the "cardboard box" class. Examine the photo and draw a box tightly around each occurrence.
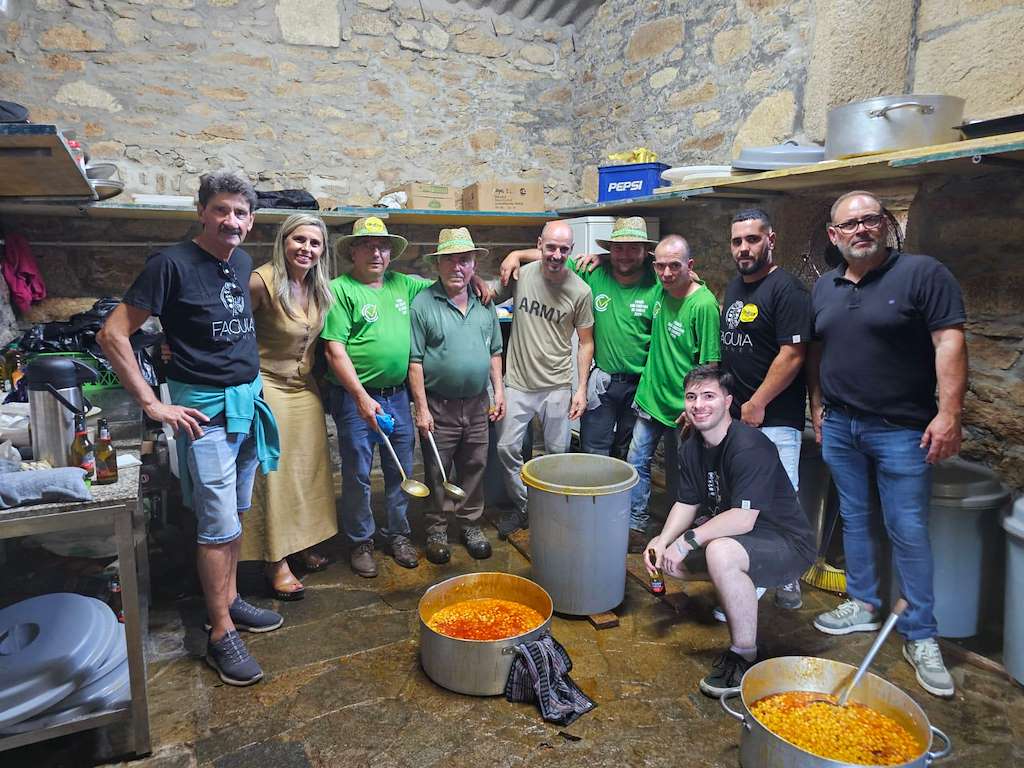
[384,182,461,210]
[462,180,545,212]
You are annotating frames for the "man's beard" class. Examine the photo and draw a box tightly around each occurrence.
[735,252,769,275]
[839,237,885,261]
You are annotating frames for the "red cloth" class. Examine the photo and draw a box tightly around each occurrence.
[2,232,46,313]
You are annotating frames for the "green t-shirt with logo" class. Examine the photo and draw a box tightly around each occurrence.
[633,282,722,426]
[320,271,432,388]
[570,259,660,375]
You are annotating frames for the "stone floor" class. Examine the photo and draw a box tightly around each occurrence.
[7,483,1024,768]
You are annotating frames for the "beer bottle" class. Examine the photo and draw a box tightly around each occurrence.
[8,350,24,391]
[94,418,118,485]
[69,412,95,484]
[647,548,666,595]
[108,574,125,623]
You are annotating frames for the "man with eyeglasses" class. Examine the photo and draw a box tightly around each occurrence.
[99,170,282,688]
[808,190,967,698]
[629,235,720,545]
[718,208,811,615]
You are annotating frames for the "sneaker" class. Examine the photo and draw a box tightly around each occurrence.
[425,532,451,565]
[775,579,803,610]
[460,525,492,560]
[496,509,528,539]
[903,638,955,697]
[391,534,419,569]
[350,540,377,578]
[206,630,263,686]
[813,599,882,635]
[627,528,648,554]
[204,595,284,634]
[699,650,755,697]
[713,587,767,623]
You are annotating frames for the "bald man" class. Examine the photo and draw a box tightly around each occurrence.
[494,221,595,537]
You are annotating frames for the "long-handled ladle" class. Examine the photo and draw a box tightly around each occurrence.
[424,431,466,501]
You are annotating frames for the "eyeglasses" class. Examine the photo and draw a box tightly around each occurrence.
[831,213,885,234]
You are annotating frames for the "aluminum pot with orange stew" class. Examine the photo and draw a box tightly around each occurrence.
[719,656,952,767]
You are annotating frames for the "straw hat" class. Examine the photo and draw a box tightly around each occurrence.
[336,216,408,260]
[423,227,488,264]
[594,216,657,251]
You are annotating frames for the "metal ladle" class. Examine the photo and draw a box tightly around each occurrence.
[378,429,430,499]
[424,431,466,501]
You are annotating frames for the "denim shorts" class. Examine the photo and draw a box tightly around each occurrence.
[185,424,258,545]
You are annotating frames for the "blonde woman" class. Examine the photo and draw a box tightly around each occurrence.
[241,213,338,599]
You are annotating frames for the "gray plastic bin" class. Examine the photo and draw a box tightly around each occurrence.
[929,458,1010,638]
[1004,497,1024,685]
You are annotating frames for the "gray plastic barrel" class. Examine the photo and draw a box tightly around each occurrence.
[929,458,1010,638]
[1004,497,1024,685]
[523,454,638,615]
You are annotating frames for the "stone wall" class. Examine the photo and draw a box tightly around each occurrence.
[0,0,578,207]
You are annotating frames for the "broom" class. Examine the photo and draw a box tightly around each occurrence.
[802,488,847,594]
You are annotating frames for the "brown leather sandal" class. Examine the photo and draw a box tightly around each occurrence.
[265,562,305,601]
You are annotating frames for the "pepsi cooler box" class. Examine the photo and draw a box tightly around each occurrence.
[597,162,670,201]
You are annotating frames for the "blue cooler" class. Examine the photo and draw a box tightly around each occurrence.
[598,162,670,201]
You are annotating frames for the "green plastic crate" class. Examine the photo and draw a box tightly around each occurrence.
[28,352,122,393]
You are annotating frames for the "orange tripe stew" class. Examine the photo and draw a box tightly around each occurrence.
[427,598,544,641]
[750,691,921,766]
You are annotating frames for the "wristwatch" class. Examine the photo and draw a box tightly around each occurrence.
[683,529,701,551]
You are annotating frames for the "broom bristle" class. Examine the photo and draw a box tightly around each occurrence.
[802,558,847,595]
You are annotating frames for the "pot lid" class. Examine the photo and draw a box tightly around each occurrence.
[734,140,825,168]
[930,457,1010,508]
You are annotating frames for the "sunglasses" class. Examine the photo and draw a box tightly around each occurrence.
[217,261,244,299]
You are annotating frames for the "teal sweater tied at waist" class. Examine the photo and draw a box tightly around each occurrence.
[168,375,280,509]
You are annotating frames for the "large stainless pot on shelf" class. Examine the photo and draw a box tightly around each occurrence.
[825,95,965,159]
[418,572,553,696]
[720,656,952,767]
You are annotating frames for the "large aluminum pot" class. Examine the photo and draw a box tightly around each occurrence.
[418,572,553,696]
[825,95,965,159]
[523,453,638,615]
[720,656,952,767]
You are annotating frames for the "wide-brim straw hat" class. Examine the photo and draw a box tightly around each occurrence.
[594,216,657,251]
[336,216,408,260]
[423,227,488,264]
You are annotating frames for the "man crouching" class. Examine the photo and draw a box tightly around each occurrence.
[645,365,815,696]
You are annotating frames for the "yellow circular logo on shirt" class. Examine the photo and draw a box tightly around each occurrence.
[594,294,611,312]
[361,303,379,323]
[739,303,759,323]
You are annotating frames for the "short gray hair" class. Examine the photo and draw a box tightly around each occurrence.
[197,170,257,213]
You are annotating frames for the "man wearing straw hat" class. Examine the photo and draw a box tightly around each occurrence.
[409,228,506,564]
[321,216,433,577]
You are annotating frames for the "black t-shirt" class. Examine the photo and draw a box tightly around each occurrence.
[677,421,815,561]
[811,251,966,428]
[122,240,259,387]
[720,268,811,429]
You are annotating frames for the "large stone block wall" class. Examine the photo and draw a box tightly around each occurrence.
[0,0,579,207]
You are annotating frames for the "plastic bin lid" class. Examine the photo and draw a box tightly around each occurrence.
[930,457,1010,509]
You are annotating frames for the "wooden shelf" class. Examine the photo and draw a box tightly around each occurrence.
[557,131,1024,216]
[0,124,95,199]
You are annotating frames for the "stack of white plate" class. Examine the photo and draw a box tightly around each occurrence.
[661,165,740,185]
[0,593,129,734]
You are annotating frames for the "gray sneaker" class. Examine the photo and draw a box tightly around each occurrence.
[206,630,263,686]
[903,638,955,697]
[813,599,882,635]
[204,595,284,634]
[775,579,803,610]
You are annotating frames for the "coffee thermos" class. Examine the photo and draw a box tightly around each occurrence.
[25,356,98,467]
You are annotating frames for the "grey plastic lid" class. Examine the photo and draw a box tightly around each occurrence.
[930,457,1010,509]
[733,140,825,170]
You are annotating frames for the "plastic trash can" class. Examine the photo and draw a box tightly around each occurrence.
[1003,497,1024,685]
[929,458,1010,638]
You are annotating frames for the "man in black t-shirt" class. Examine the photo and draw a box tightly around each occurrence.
[645,365,814,696]
[98,171,282,688]
[808,190,967,698]
[720,208,811,612]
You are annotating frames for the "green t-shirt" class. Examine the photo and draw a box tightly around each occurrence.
[320,271,432,388]
[410,281,503,399]
[570,259,660,375]
[633,282,722,426]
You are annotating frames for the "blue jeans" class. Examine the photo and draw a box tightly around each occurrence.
[625,410,679,532]
[330,385,414,546]
[821,408,936,640]
[579,376,639,459]
[185,424,258,545]
[760,426,801,491]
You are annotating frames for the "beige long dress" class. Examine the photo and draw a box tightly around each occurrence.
[241,263,337,562]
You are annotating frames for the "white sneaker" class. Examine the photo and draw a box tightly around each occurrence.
[713,587,767,623]
[813,599,882,635]
[903,638,955,697]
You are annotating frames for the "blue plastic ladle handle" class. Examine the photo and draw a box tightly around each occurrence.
[375,412,395,436]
